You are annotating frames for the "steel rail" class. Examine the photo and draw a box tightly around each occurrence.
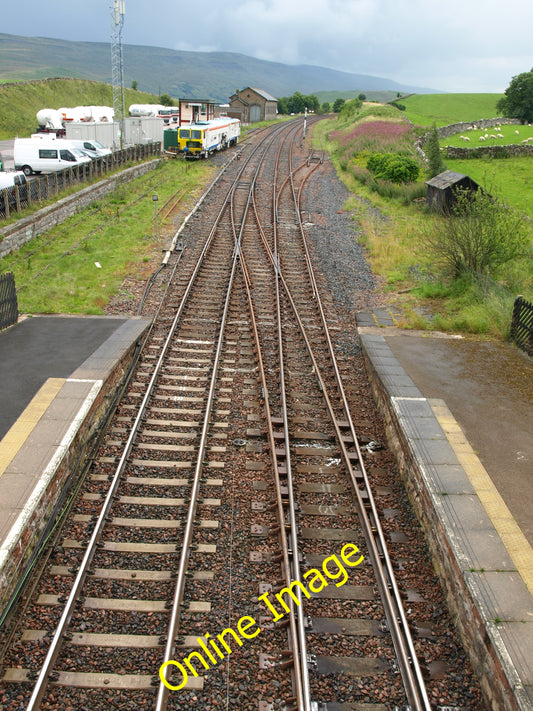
[282,137,432,711]
[156,123,295,708]
[237,122,307,710]
[271,120,313,711]
[24,149,252,711]
[155,231,239,711]
[250,125,431,709]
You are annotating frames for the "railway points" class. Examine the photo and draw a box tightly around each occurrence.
[0,119,530,710]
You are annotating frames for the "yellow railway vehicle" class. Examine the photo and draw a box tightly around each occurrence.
[177,118,240,158]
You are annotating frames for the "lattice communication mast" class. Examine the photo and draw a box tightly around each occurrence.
[111,0,126,138]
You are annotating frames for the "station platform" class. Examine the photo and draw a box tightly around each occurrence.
[0,315,150,616]
[358,307,533,711]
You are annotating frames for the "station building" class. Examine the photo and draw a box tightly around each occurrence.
[229,87,278,123]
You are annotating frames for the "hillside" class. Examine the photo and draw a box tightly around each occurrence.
[401,93,503,126]
[0,79,161,139]
[0,33,438,102]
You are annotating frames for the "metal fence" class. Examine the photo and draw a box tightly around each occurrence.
[510,296,533,357]
[0,272,18,331]
[0,142,161,220]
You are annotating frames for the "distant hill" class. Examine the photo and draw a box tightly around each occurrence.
[0,33,439,102]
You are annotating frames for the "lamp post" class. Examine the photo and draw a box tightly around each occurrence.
[152,193,159,241]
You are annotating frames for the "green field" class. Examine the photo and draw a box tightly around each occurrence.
[440,123,533,148]
[443,155,533,216]
[402,93,503,126]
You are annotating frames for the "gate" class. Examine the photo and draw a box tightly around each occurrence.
[250,104,261,123]
[510,296,533,357]
[0,272,18,331]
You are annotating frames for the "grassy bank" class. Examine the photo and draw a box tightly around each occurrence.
[313,96,533,339]
[402,93,503,126]
[0,78,161,140]
[0,158,214,314]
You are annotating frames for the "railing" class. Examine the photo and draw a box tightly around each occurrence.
[510,295,533,357]
[0,142,161,220]
[0,272,18,330]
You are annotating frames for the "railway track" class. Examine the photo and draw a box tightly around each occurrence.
[0,119,482,710]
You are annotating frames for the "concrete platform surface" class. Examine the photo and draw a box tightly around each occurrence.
[0,315,150,612]
[358,307,533,711]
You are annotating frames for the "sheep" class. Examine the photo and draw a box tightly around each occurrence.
[515,130,520,134]
[497,133,504,138]
[489,134,497,139]
[479,136,486,141]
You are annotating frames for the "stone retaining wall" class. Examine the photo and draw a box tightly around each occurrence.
[0,159,160,259]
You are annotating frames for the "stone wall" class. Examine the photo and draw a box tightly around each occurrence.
[445,143,533,159]
[0,159,160,259]
[416,117,522,162]
[436,117,520,139]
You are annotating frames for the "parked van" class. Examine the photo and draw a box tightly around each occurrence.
[14,138,92,175]
[67,139,112,159]
[0,171,28,208]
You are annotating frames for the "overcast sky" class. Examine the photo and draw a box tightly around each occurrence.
[3,0,532,93]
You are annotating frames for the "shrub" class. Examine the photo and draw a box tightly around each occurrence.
[428,188,531,278]
[367,153,420,183]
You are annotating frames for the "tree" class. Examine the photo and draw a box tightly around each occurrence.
[424,122,446,178]
[131,80,138,91]
[160,94,174,106]
[304,94,319,113]
[321,102,331,114]
[278,97,288,114]
[497,68,533,123]
[358,93,366,101]
[333,98,345,113]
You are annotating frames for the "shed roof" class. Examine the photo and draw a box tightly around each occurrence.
[425,170,469,189]
[425,170,472,190]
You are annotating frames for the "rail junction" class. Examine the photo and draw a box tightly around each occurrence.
[0,119,493,710]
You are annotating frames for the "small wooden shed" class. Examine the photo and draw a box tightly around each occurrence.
[426,170,481,213]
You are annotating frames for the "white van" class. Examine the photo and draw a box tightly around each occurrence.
[14,138,92,175]
[67,139,112,159]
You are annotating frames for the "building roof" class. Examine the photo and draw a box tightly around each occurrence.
[425,170,471,190]
[249,87,278,102]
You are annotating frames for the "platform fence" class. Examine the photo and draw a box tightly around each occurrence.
[510,296,533,357]
[0,142,161,220]
[0,272,18,331]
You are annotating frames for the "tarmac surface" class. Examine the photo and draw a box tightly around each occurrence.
[362,319,533,548]
[0,315,129,439]
[0,307,531,708]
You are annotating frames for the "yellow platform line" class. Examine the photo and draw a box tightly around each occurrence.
[431,400,533,596]
[0,378,66,479]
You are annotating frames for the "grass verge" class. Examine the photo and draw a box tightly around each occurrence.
[1,158,214,314]
[312,107,533,340]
